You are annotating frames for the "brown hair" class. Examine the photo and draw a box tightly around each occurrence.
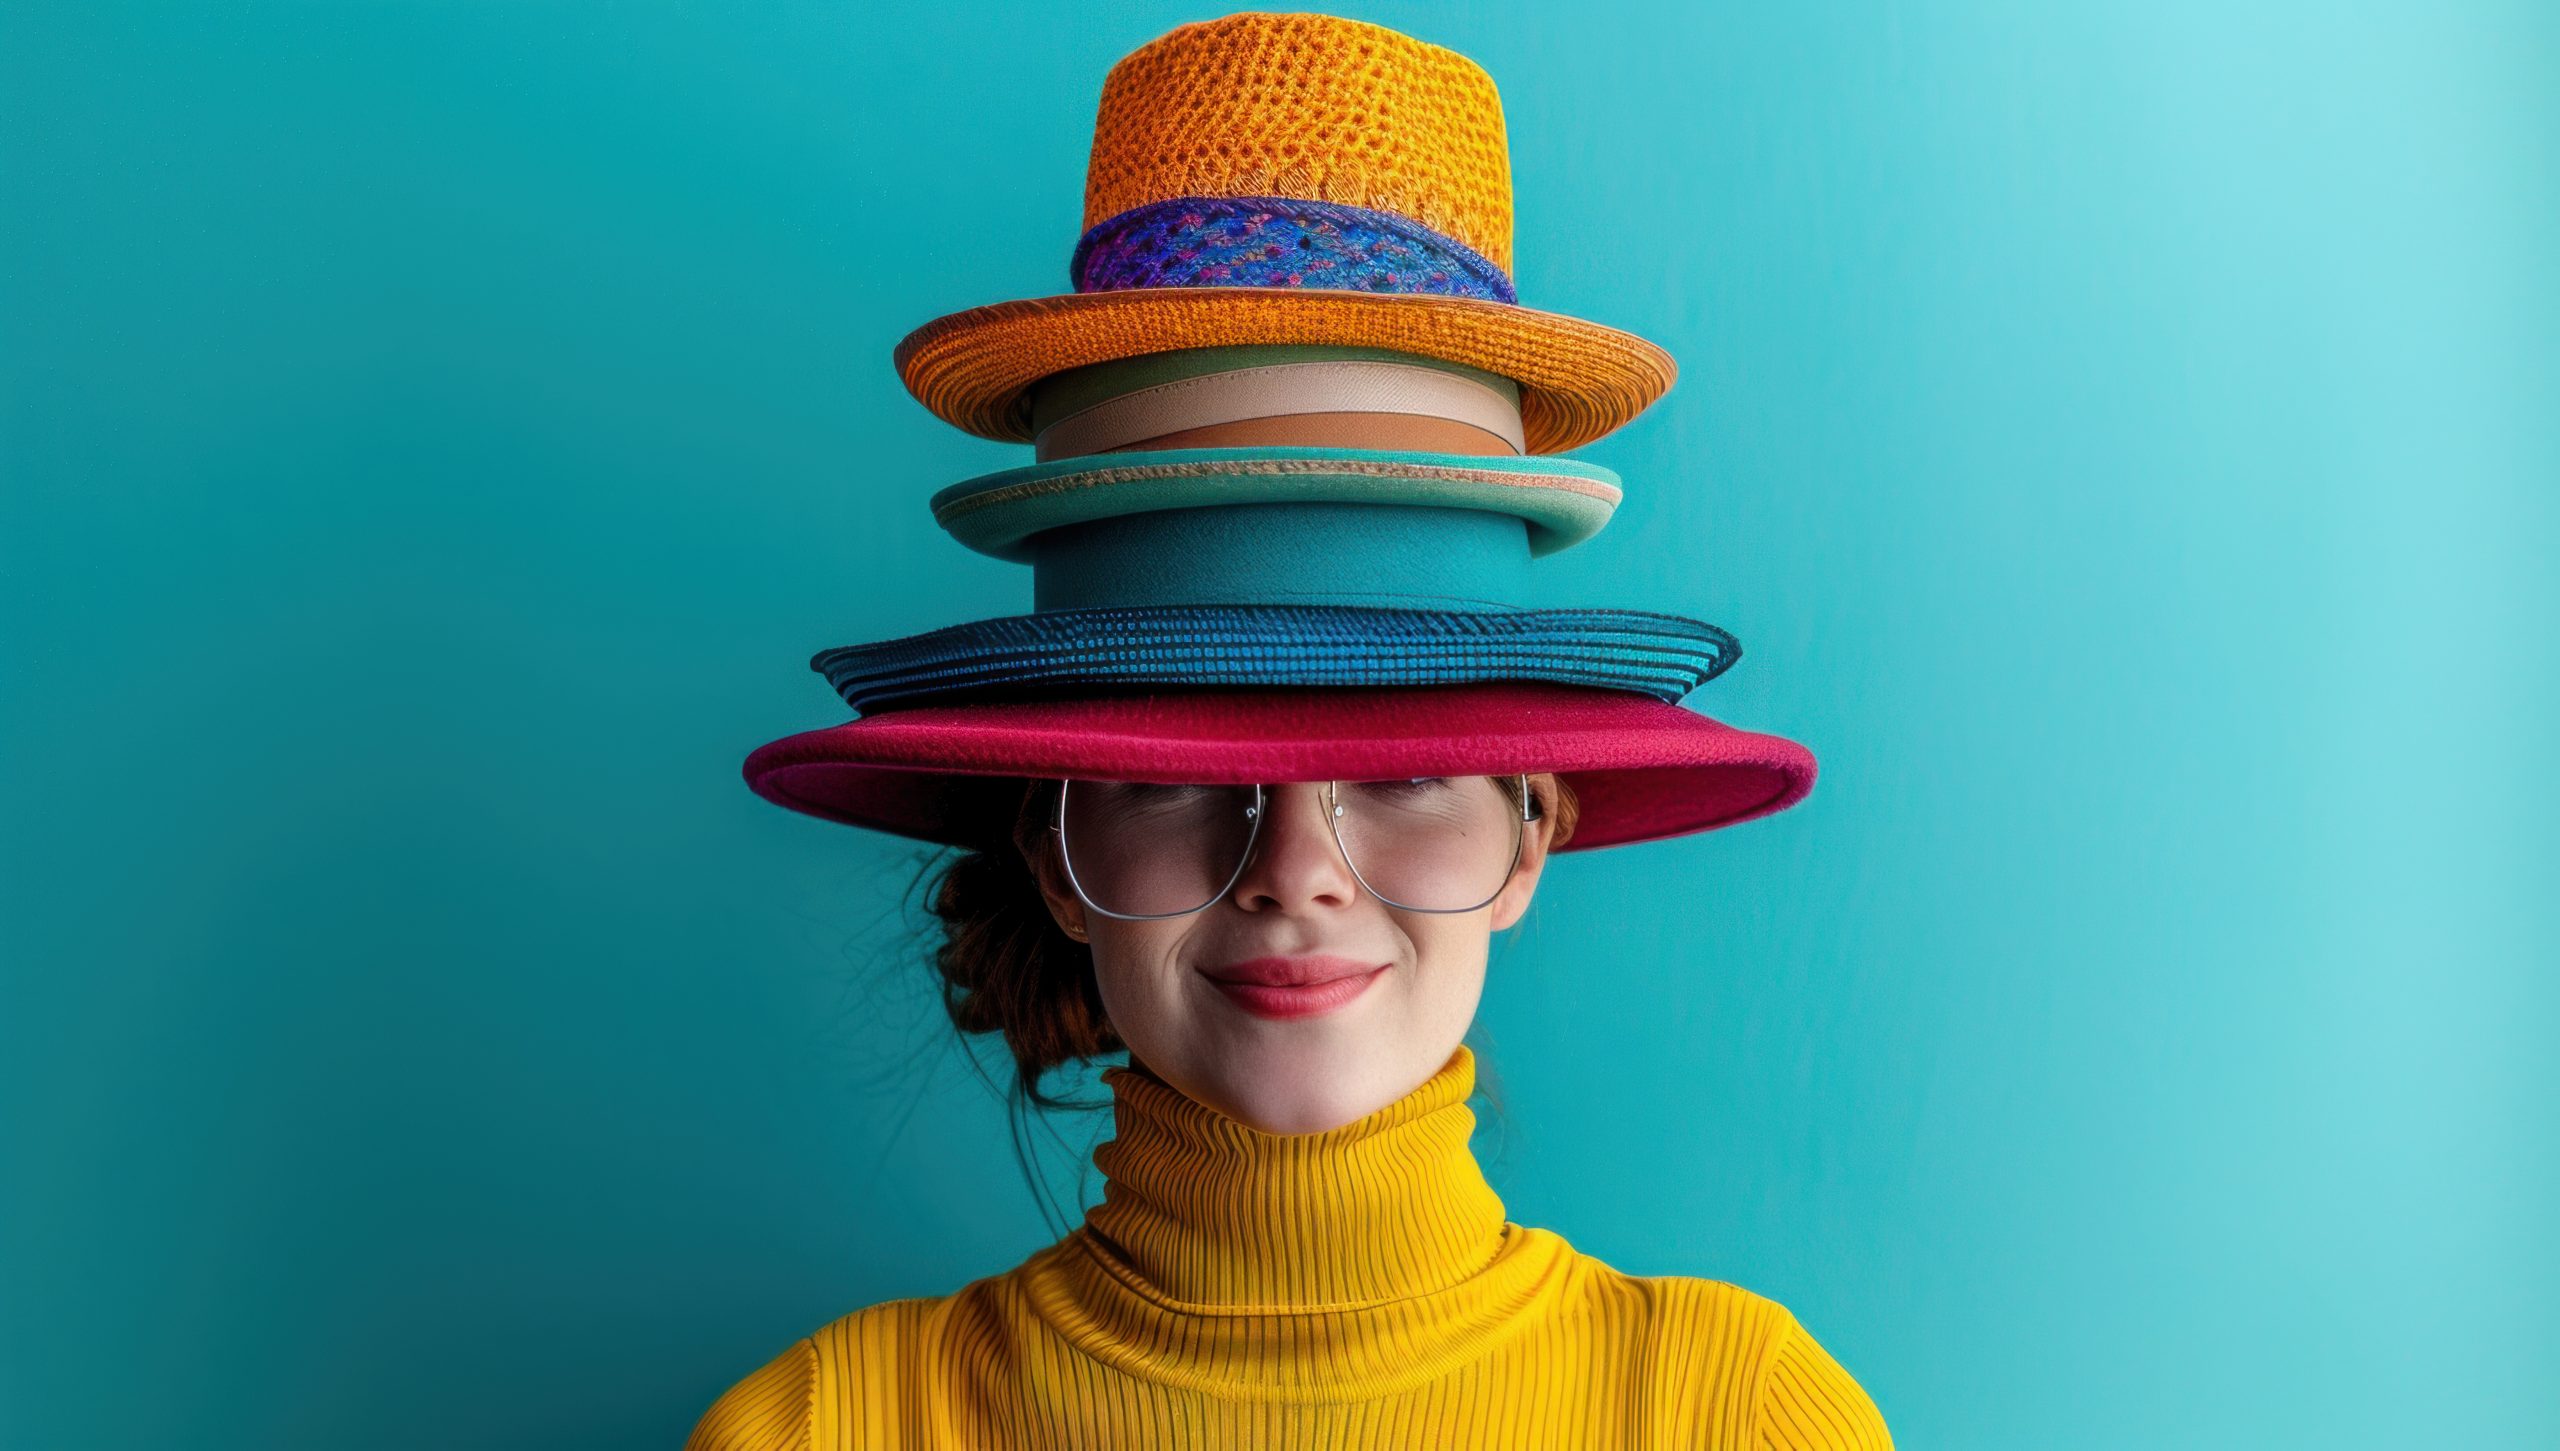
[923,776,1125,1113]
[922,773,1582,1105]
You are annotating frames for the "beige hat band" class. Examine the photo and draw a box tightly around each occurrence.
[1031,359,1528,461]
[1099,411,1522,456]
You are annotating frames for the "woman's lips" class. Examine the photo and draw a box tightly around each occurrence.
[1203,957,1389,1020]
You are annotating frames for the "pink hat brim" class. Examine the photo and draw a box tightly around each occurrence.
[742,683,1815,852]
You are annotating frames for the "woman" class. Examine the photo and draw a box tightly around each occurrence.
[693,750,1887,1449]
[691,12,1892,1447]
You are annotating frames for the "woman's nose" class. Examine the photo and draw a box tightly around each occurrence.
[1226,782,1360,912]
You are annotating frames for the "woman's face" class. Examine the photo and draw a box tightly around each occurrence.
[1027,777,1557,1135]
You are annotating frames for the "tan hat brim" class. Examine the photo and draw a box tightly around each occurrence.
[893,287,1678,456]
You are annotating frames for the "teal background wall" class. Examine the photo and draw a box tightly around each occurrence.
[5,3,2552,1447]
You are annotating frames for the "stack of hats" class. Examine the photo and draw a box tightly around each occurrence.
[743,11,1814,854]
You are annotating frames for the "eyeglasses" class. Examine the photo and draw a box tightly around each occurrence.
[1050,775,1541,920]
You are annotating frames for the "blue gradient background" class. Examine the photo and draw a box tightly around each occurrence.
[4,4,2552,1448]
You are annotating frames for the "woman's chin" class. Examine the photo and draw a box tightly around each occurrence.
[1219,1083,1379,1136]
[1185,1039,1406,1135]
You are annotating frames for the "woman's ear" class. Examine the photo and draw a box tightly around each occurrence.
[1487,789,1557,932]
[1017,829,1092,942]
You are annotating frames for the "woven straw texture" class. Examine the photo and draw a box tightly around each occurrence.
[895,288,1674,455]
[808,603,1740,715]
[1084,13,1515,272]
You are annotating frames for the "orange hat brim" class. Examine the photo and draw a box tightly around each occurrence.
[893,287,1677,456]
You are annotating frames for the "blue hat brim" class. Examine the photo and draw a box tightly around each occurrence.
[809,603,1739,717]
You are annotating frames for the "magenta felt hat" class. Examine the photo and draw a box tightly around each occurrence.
[743,682,1815,853]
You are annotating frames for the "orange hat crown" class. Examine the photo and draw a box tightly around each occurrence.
[892,10,1677,456]
[1079,12,1516,276]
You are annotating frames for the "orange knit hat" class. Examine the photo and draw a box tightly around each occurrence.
[893,12,1677,455]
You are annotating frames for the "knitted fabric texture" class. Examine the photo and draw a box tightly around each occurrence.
[1082,12,1516,274]
[681,1044,1895,1448]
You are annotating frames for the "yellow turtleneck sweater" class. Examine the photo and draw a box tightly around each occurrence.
[684,1045,1892,1449]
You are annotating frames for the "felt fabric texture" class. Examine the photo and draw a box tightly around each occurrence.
[1097,410,1521,456]
[1030,357,1526,459]
[930,445,1621,561]
[1028,343,1519,434]
[741,681,1815,853]
[1024,503,1539,610]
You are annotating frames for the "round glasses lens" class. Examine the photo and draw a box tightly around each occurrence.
[1331,776,1526,912]
[1059,780,1261,917]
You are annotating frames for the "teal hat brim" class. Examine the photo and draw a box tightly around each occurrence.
[1033,501,1550,612]
[928,445,1622,561]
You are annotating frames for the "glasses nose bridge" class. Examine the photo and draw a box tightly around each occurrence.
[1233,780,1354,889]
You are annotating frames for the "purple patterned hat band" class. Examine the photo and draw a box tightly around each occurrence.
[1068,195,1518,304]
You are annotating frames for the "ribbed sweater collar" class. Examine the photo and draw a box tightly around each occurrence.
[1076,1043,1508,1308]
[1013,1043,1582,1401]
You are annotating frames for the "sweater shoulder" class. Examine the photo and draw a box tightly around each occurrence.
[812,1270,1050,1449]
[1753,1300,1894,1450]
[683,1291,966,1451]
[1552,1246,1800,1353]
[1604,1269,1893,1451]
[1558,1251,1892,1449]
[682,1334,816,1451]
